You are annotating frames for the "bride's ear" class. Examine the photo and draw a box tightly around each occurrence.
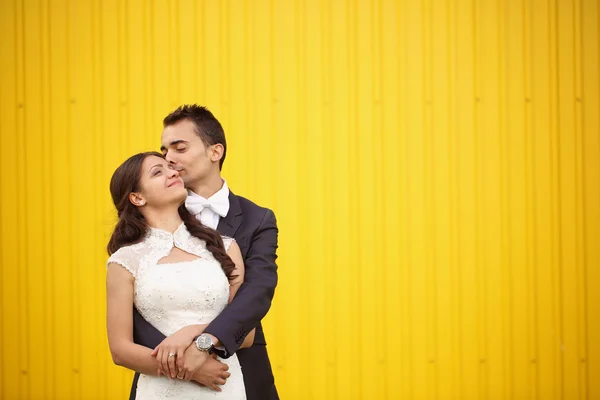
[129,192,146,207]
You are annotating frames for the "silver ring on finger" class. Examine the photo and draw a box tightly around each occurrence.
[168,352,176,358]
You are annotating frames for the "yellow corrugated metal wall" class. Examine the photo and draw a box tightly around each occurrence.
[1,0,599,399]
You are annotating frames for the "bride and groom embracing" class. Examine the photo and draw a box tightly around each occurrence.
[106,105,279,400]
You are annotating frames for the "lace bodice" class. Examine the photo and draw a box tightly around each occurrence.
[107,223,233,277]
[107,223,245,399]
[107,223,234,334]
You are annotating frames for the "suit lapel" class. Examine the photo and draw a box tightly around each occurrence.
[217,191,243,238]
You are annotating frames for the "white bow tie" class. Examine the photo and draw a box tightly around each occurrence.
[185,196,229,218]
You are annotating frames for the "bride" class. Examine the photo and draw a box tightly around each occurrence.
[105,151,253,399]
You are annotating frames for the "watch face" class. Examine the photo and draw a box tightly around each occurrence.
[197,334,212,350]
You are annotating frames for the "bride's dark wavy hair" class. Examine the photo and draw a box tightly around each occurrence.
[107,151,236,280]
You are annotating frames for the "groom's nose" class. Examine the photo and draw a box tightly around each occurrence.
[165,152,176,164]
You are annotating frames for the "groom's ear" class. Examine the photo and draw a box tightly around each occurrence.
[129,192,146,207]
[209,143,224,163]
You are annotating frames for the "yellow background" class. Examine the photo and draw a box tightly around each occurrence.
[1,0,599,399]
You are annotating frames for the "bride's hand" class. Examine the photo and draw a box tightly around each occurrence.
[151,326,198,379]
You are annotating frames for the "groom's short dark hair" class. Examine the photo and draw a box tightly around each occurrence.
[163,104,227,170]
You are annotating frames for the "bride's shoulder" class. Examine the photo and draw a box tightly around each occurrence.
[106,240,149,277]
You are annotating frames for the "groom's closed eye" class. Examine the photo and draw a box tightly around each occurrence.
[161,140,188,155]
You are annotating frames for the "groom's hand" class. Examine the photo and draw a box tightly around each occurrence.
[176,343,210,381]
[191,354,231,391]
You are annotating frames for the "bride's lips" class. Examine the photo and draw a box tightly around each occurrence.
[168,180,183,187]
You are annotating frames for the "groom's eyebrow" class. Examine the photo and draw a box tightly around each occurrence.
[160,140,187,151]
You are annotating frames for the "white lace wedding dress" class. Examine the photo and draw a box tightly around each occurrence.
[108,223,246,399]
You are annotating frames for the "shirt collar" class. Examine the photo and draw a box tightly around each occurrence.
[187,179,230,215]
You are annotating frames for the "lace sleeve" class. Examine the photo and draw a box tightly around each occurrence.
[107,247,139,278]
[222,236,236,252]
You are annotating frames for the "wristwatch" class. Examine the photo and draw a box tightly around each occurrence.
[195,333,215,354]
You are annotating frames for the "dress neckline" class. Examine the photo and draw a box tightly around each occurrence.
[156,257,204,266]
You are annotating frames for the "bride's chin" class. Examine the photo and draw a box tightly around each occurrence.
[175,191,188,204]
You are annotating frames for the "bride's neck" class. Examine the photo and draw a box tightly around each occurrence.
[143,207,183,233]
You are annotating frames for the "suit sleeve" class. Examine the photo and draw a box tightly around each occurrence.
[204,209,279,357]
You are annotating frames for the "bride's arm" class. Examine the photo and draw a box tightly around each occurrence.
[227,241,244,301]
[226,242,255,349]
[106,262,161,376]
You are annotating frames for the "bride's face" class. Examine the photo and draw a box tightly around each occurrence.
[131,156,187,208]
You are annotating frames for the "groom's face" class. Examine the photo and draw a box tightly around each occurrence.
[161,119,217,187]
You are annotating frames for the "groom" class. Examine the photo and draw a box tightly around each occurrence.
[129,105,279,400]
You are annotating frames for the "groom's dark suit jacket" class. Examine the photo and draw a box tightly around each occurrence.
[129,190,279,400]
